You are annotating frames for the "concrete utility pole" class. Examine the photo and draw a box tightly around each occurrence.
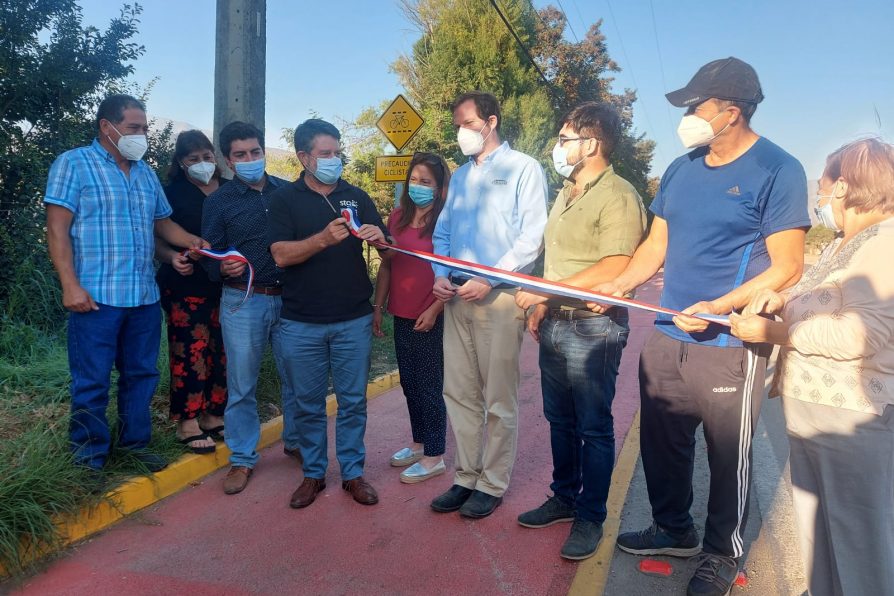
[213,0,266,154]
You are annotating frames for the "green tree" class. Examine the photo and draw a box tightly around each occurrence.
[0,1,146,326]
[391,0,553,158]
[344,0,655,204]
[533,5,655,199]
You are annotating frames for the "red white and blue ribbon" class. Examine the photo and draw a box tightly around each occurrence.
[340,208,730,326]
[184,247,254,309]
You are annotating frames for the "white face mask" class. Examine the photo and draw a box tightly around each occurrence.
[185,161,216,185]
[551,142,587,179]
[676,112,730,149]
[553,138,587,178]
[108,123,148,161]
[457,121,493,156]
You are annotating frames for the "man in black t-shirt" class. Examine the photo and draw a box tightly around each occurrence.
[268,118,389,509]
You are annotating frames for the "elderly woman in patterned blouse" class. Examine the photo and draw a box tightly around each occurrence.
[730,137,894,596]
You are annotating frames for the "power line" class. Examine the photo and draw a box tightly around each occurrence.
[648,0,677,140]
[568,0,588,37]
[554,0,580,43]
[603,0,668,167]
[531,0,550,29]
[489,0,555,94]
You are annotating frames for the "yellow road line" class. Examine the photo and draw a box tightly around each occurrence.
[569,409,641,596]
[2,371,401,577]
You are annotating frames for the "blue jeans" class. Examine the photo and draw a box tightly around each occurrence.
[279,314,373,481]
[539,311,629,523]
[219,287,298,468]
[67,302,162,469]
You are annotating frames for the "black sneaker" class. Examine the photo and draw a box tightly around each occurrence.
[616,521,701,557]
[430,484,474,512]
[517,495,575,528]
[560,519,603,560]
[686,552,738,596]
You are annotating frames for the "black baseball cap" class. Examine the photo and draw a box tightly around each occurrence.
[665,57,764,108]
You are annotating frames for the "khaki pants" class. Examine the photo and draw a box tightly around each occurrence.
[443,289,525,497]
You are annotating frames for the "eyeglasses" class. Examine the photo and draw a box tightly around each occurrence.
[557,136,592,147]
[312,150,345,159]
[310,151,349,167]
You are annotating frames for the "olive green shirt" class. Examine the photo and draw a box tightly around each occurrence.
[543,165,647,307]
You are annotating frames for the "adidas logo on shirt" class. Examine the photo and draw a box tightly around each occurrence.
[726,185,741,196]
[712,386,738,393]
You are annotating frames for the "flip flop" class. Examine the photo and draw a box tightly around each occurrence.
[200,425,225,441]
[178,432,216,454]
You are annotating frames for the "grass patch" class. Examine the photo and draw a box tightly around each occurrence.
[0,309,397,577]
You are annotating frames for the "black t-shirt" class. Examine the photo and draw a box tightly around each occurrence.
[156,175,222,299]
[267,174,388,324]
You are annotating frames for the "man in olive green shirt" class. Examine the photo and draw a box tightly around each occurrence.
[515,102,646,560]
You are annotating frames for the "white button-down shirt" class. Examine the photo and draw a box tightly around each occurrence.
[432,142,548,281]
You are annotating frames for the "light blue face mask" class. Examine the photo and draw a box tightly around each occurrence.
[234,158,265,184]
[312,156,343,185]
[814,194,840,231]
[408,184,435,207]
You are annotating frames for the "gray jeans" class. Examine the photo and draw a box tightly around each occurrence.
[783,397,894,596]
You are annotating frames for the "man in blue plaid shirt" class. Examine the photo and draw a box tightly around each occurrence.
[45,94,206,476]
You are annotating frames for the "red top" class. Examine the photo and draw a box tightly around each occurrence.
[386,208,437,319]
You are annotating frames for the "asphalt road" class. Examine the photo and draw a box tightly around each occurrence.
[604,362,809,596]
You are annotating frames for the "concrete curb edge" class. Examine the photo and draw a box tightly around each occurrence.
[568,409,641,596]
[2,370,401,577]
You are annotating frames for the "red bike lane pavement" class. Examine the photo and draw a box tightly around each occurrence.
[13,281,661,596]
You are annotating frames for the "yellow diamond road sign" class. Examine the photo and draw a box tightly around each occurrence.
[376,94,424,152]
[375,155,412,183]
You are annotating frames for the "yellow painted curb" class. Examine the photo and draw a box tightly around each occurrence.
[1,370,401,577]
[568,409,641,596]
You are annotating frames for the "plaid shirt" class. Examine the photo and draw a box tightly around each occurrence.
[44,139,172,307]
[201,174,286,286]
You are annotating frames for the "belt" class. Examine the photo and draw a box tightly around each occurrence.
[547,307,613,321]
[225,282,282,296]
[449,275,514,290]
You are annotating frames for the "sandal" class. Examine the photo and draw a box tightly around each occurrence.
[178,432,216,454]
[199,425,225,441]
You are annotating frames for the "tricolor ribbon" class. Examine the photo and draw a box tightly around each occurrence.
[183,247,254,310]
[340,208,730,326]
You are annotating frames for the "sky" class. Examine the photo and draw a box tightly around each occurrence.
[76,0,894,178]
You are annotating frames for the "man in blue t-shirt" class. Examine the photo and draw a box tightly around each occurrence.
[592,57,810,596]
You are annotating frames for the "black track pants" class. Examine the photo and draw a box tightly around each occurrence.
[638,330,769,558]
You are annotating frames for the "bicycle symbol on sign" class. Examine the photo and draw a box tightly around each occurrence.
[389,114,410,129]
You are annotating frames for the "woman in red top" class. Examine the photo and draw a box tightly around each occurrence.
[373,152,451,483]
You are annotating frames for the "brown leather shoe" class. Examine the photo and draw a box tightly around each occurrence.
[283,446,303,465]
[342,476,379,505]
[290,477,326,509]
[223,466,252,495]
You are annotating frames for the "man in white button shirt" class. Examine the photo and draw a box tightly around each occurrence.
[430,91,549,518]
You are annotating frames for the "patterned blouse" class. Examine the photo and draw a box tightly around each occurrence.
[775,217,894,415]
